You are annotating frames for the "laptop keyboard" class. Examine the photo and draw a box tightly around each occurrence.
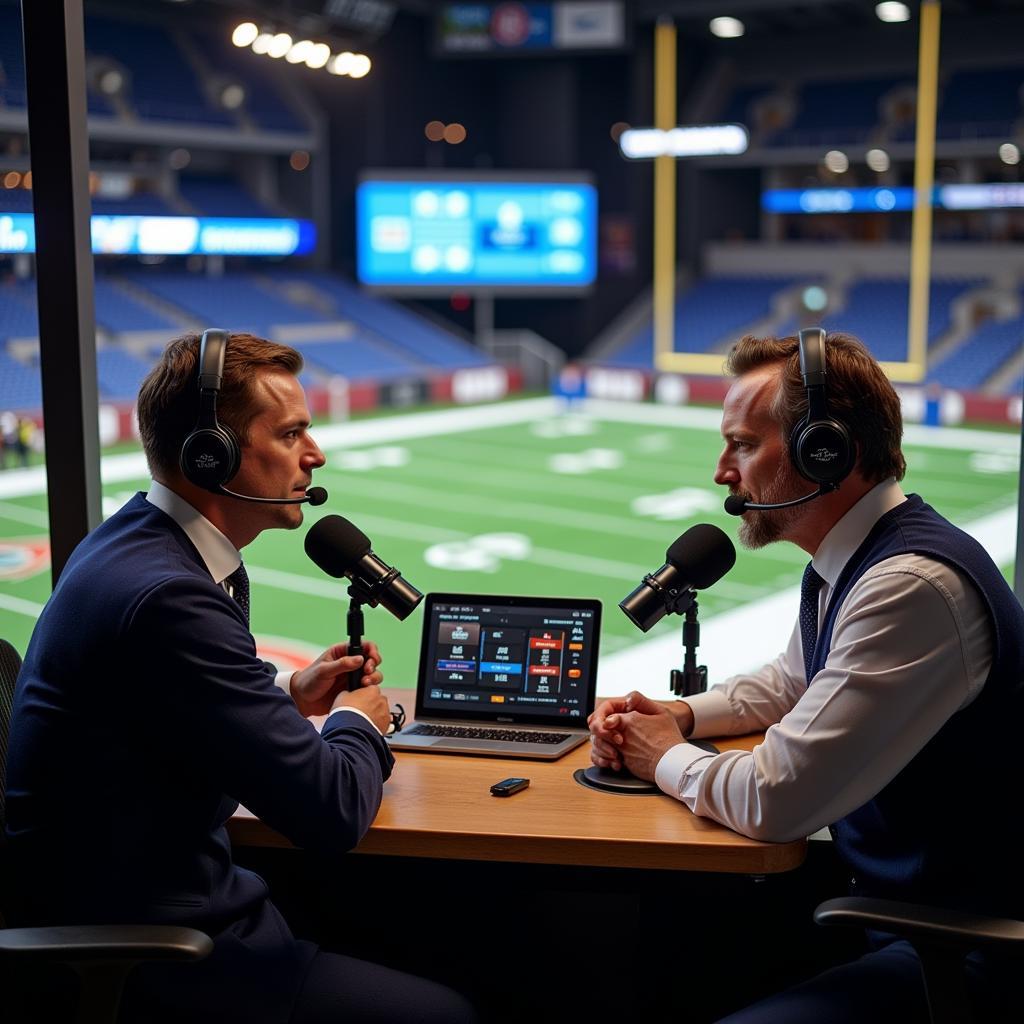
[405,724,572,745]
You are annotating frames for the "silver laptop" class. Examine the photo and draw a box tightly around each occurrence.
[387,592,602,760]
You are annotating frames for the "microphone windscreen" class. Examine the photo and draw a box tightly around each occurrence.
[665,523,736,589]
[306,486,328,507]
[724,494,748,516]
[304,515,371,578]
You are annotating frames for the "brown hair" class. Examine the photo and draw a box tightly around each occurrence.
[137,332,303,477]
[725,332,906,483]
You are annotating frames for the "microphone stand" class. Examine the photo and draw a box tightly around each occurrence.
[344,580,405,735]
[670,600,707,698]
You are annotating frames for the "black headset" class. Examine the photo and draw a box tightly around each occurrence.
[788,327,855,488]
[179,328,242,493]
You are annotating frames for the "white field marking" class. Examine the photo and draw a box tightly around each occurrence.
[632,488,720,521]
[598,503,1018,696]
[246,565,350,602]
[332,446,410,471]
[0,398,564,502]
[635,433,675,453]
[313,469,677,542]
[530,416,597,438]
[424,533,532,573]
[0,500,48,527]
[582,398,1022,454]
[549,448,624,475]
[970,451,1020,475]
[0,592,46,617]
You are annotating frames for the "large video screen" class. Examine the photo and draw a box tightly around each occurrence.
[356,172,597,293]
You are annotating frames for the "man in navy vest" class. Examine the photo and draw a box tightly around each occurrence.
[6,333,475,1023]
[590,332,1021,1022]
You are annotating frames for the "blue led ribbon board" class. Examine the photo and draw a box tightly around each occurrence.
[356,173,597,293]
[0,214,315,256]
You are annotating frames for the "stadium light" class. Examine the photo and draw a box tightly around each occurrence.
[999,143,1021,166]
[219,83,246,110]
[349,54,372,78]
[876,2,911,23]
[286,40,313,64]
[823,150,849,173]
[232,22,259,48]
[328,51,354,75]
[709,17,744,39]
[619,124,748,159]
[306,43,331,69]
[267,33,293,58]
[251,32,273,55]
[866,148,890,172]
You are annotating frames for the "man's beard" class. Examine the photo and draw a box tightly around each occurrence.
[733,462,809,549]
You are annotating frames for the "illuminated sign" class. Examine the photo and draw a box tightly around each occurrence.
[619,124,749,159]
[357,175,597,292]
[762,183,1024,214]
[0,214,316,255]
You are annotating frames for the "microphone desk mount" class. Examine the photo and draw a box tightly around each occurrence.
[344,581,405,735]
[670,599,708,699]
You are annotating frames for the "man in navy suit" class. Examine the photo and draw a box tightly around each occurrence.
[5,332,475,1023]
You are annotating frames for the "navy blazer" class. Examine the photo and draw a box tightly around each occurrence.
[5,493,395,1021]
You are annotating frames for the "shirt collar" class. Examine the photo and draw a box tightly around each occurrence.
[146,480,241,584]
[811,478,907,589]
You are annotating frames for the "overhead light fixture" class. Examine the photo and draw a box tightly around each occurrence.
[1000,143,1021,166]
[866,148,890,172]
[286,40,313,64]
[875,2,911,23]
[349,54,371,79]
[306,43,331,69]
[267,33,293,59]
[251,32,273,55]
[219,83,246,110]
[824,150,849,174]
[328,52,355,76]
[619,124,749,159]
[709,17,744,39]
[231,22,259,48]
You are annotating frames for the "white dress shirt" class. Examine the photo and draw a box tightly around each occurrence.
[146,482,376,731]
[654,479,994,842]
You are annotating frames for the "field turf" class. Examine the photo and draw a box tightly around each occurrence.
[0,396,1018,693]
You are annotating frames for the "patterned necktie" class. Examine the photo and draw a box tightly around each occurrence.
[799,562,825,683]
[225,562,250,626]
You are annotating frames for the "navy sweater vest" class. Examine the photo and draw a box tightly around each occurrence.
[809,495,1024,916]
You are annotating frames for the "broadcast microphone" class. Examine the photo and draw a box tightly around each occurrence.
[723,485,832,516]
[304,514,423,620]
[620,523,736,633]
[218,485,328,506]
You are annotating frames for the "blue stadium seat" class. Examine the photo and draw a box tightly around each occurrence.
[603,275,799,369]
[0,6,27,108]
[928,313,1024,391]
[0,280,39,338]
[0,347,41,410]
[178,177,278,218]
[295,338,425,381]
[937,66,1024,140]
[94,278,181,333]
[96,348,154,400]
[0,188,34,213]
[277,272,490,370]
[84,16,233,125]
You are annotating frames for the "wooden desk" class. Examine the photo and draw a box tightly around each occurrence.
[229,732,806,875]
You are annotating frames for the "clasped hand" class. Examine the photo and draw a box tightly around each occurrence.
[289,640,390,733]
[588,691,687,780]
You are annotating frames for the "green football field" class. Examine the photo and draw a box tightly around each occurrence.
[0,396,1018,694]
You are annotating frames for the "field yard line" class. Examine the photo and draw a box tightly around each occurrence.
[599,504,1019,694]
[0,500,49,527]
[0,592,46,617]
[584,399,1022,453]
[246,566,349,600]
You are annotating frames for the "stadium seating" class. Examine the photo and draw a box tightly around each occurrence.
[601,275,799,369]
[95,347,154,400]
[775,278,981,362]
[928,312,1024,390]
[0,280,39,338]
[84,16,233,125]
[0,5,26,108]
[277,271,491,369]
[295,339,426,381]
[93,277,181,333]
[0,347,41,410]
[178,177,278,218]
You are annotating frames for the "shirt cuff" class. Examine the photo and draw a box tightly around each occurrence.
[274,670,293,695]
[324,705,383,735]
[684,687,736,739]
[654,741,717,799]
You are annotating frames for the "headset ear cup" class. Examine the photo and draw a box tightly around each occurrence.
[791,417,854,485]
[180,427,240,491]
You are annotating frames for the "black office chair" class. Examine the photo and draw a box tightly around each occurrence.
[814,895,1024,1024]
[0,638,213,1024]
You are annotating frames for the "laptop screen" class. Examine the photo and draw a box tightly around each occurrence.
[415,593,602,727]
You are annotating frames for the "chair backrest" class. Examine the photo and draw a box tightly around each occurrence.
[0,639,22,836]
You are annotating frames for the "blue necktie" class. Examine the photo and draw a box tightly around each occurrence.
[800,562,825,683]
[225,562,250,626]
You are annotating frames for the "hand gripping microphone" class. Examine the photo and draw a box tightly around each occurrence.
[620,523,736,633]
